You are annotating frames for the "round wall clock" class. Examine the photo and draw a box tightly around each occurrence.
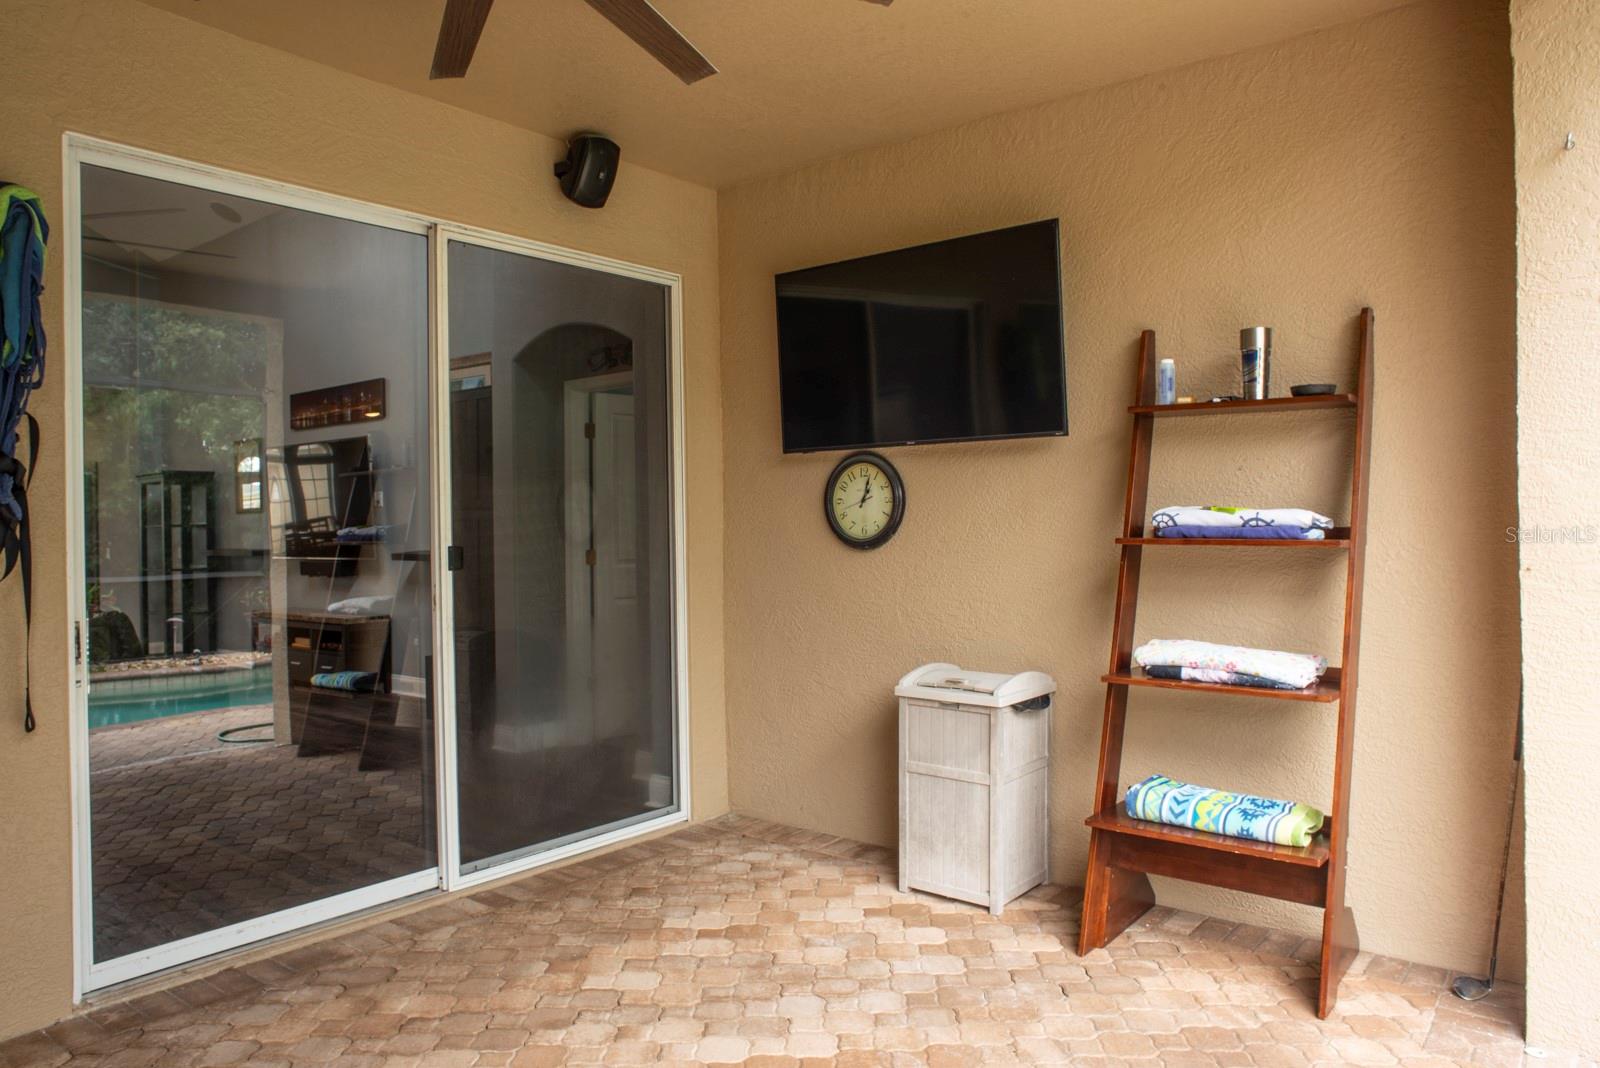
[824,451,905,550]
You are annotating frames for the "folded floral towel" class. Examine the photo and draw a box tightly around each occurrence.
[1141,664,1308,691]
[335,524,390,543]
[1151,506,1333,538]
[1126,773,1325,848]
[1133,638,1327,690]
[326,596,392,616]
[1156,523,1325,541]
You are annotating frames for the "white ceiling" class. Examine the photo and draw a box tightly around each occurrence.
[136,0,1415,188]
[81,165,280,268]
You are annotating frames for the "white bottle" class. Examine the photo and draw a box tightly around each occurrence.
[1157,359,1177,405]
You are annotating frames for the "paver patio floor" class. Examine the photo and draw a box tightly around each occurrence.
[0,814,1545,1067]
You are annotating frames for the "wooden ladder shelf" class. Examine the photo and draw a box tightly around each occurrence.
[1077,308,1374,1019]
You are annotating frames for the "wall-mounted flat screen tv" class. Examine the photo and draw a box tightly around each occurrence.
[775,219,1065,453]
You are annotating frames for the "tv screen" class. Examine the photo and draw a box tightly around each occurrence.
[775,219,1066,453]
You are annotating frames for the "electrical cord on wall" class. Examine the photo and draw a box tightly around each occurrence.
[1451,697,1523,1002]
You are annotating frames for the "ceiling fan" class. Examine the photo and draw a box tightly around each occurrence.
[430,0,894,85]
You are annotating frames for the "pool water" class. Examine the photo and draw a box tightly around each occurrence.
[88,666,274,729]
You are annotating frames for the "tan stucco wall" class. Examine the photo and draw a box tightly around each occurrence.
[0,0,728,1042]
[1511,0,1600,1057]
[721,0,1523,978]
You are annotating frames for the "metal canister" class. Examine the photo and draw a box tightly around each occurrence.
[1241,326,1272,400]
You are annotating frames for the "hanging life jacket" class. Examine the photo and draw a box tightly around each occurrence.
[0,183,49,733]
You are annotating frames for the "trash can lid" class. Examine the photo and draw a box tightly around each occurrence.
[894,662,1056,707]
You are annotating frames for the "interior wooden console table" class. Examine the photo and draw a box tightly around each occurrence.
[251,609,401,768]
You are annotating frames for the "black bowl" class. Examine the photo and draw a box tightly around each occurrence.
[1290,383,1338,396]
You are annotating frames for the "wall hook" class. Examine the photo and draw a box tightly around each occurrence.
[1565,132,1577,151]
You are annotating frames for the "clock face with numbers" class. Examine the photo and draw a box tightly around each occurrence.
[824,452,905,550]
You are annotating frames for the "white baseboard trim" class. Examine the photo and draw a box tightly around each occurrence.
[391,673,426,699]
[648,773,673,809]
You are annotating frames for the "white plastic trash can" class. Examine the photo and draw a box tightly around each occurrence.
[894,662,1056,915]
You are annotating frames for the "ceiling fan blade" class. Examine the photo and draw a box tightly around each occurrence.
[430,0,495,79]
[83,208,186,220]
[83,236,237,259]
[583,0,717,85]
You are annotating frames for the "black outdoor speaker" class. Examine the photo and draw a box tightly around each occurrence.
[554,134,620,209]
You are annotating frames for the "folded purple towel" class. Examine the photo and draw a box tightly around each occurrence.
[1156,524,1324,541]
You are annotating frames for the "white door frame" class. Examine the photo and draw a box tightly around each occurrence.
[60,134,691,997]
[561,370,634,740]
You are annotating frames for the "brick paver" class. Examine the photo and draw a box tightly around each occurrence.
[88,705,428,962]
[1,814,1548,1066]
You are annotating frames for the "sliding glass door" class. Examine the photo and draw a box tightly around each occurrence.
[443,237,679,875]
[75,161,437,983]
[70,142,686,990]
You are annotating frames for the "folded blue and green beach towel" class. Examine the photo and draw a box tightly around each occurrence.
[310,671,379,693]
[1126,773,1325,848]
